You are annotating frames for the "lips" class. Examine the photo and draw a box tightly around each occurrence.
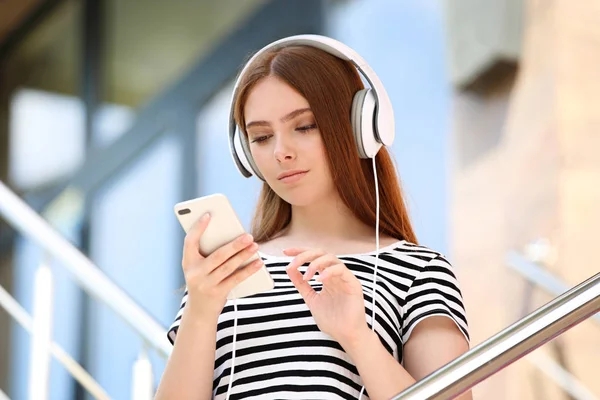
[277,170,308,180]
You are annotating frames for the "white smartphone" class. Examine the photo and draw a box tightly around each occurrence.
[174,193,274,300]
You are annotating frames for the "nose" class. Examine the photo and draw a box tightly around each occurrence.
[273,135,296,163]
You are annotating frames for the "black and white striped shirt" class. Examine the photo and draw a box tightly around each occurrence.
[167,240,469,399]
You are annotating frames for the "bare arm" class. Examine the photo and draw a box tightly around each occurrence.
[341,328,415,400]
[403,316,473,399]
[155,213,264,399]
[342,316,472,400]
[155,303,218,400]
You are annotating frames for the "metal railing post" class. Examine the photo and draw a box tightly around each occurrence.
[28,256,53,400]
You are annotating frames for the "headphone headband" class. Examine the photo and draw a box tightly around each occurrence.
[228,34,395,178]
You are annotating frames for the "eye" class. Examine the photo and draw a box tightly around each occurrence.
[250,135,271,144]
[296,124,317,132]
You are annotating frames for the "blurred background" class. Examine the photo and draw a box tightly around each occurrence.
[0,0,598,399]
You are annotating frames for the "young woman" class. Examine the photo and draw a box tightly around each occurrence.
[156,36,471,400]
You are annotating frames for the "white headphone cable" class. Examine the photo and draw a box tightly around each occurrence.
[225,298,238,400]
[226,157,380,400]
[358,156,380,400]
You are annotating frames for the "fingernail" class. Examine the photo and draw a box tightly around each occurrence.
[201,213,210,221]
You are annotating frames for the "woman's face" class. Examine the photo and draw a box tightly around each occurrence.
[244,76,336,206]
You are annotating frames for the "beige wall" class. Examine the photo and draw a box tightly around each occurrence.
[451,0,600,398]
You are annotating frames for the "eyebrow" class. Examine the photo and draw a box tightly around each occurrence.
[245,107,312,130]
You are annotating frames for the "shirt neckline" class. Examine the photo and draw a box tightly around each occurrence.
[257,239,407,259]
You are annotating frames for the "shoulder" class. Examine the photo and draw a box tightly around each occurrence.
[387,240,445,259]
[391,243,470,345]
[362,241,462,298]
[375,240,452,272]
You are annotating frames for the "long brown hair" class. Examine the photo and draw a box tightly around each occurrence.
[233,44,418,245]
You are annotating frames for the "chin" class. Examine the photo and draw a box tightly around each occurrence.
[276,186,332,208]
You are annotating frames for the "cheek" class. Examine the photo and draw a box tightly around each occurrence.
[250,146,280,185]
[249,146,269,169]
[302,132,326,159]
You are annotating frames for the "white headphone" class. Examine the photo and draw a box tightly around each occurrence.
[228,34,395,180]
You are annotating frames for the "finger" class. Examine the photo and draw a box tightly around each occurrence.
[286,249,325,271]
[205,233,254,273]
[211,242,259,283]
[316,263,353,283]
[182,213,211,270]
[304,254,339,281]
[220,258,265,293]
[282,247,310,256]
[286,262,317,303]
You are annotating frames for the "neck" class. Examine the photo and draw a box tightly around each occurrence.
[284,195,372,241]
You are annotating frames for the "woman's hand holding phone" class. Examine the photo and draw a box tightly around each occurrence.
[181,213,264,319]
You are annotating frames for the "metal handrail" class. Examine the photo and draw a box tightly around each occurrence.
[0,280,110,399]
[507,249,599,400]
[0,180,171,359]
[507,250,600,326]
[392,271,600,399]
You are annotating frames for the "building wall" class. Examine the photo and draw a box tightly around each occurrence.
[451,0,600,398]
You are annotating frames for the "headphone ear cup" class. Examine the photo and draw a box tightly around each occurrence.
[351,88,381,159]
[233,128,264,180]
